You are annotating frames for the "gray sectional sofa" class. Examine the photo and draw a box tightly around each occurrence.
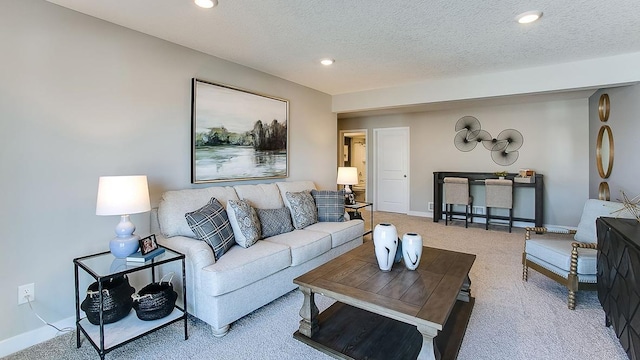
[150,180,364,336]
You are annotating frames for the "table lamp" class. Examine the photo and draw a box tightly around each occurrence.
[337,167,358,205]
[96,175,151,258]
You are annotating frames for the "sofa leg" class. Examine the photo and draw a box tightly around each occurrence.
[211,324,230,337]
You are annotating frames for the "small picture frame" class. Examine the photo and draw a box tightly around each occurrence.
[139,234,159,255]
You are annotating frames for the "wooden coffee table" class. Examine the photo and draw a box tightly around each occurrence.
[293,242,475,360]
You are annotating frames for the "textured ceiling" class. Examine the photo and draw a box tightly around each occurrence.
[46,0,640,95]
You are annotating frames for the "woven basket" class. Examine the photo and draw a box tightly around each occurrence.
[81,275,135,325]
[132,280,178,321]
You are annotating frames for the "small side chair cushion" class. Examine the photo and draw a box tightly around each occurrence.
[285,190,318,229]
[485,179,513,209]
[184,197,235,261]
[226,199,261,248]
[526,239,597,275]
[311,189,345,222]
[255,207,294,238]
[574,199,634,243]
[444,177,471,205]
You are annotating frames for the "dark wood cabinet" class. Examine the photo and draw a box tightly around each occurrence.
[597,217,640,360]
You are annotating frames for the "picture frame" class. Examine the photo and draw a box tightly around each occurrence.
[139,234,159,255]
[191,78,289,183]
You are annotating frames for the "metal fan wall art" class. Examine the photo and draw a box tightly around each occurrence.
[453,116,524,166]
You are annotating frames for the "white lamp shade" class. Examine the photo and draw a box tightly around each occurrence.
[337,167,358,185]
[96,175,151,216]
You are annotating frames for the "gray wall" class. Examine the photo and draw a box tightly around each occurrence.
[339,99,590,226]
[589,85,640,200]
[0,0,335,342]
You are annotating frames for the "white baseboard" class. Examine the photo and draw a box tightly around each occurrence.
[0,316,75,358]
[407,210,431,218]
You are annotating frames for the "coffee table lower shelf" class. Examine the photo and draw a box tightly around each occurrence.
[293,298,474,360]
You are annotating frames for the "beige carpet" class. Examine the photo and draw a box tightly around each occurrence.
[4,211,628,360]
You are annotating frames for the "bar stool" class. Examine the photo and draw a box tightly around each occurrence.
[444,177,473,228]
[485,179,513,232]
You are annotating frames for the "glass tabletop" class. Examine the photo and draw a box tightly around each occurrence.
[74,246,182,279]
[345,202,372,209]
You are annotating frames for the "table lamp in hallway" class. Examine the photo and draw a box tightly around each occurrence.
[96,175,151,258]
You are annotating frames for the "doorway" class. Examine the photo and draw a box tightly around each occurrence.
[339,130,368,202]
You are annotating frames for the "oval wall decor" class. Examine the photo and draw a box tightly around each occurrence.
[598,182,610,201]
[596,125,614,179]
[598,94,610,122]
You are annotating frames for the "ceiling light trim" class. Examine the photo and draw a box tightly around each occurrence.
[195,0,218,9]
[516,10,542,24]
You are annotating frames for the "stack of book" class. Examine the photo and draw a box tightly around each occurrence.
[126,248,165,263]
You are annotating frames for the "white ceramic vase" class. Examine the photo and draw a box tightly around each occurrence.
[373,223,398,271]
[402,233,423,270]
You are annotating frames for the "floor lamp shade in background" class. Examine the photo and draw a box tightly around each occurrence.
[337,167,358,205]
[96,175,151,258]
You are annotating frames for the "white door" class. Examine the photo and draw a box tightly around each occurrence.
[374,127,409,213]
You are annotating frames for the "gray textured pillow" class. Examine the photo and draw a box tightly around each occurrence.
[256,207,294,238]
[311,189,345,222]
[226,199,261,248]
[285,190,318,229]
[184,198,235,260]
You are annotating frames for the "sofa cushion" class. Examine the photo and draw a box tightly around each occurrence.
[200,241,291,297]
[184,198,235,261]
[305,220,365,248]
[233,183,284,209]
[285,190,318,229]
[263,229,331,266]
[226,200,261,248]
[311,189,345,222]
[525,238,597,275]
[158,186,239,238]
[276,181,316,210]
[574,199,633,243]
[255,207,294,238]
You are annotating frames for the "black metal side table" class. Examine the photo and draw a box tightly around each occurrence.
[345,201,373,235]
[73,245,188,359]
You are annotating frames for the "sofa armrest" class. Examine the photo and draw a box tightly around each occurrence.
[156,234,216,269]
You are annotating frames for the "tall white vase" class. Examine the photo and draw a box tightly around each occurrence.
[373,223,398,271]
[402,233,423,270]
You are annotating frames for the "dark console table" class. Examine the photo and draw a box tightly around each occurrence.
[597,217,640,360]
[433,172,544,227]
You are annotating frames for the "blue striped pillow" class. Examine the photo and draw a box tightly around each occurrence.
[311,190,345,222]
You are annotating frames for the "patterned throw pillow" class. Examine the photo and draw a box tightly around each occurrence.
[255,207,294,238]
[226,200,261,248]
[285,190,318,229]
[311,189,345,222]
[184,197,235,260]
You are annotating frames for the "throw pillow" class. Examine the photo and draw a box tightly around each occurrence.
[226,199,261,248]
[311,189,345,222]
[285,190,318,229]
[255,207,294,238]
[184,197,235,261]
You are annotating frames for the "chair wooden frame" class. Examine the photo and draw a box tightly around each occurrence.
[522,227,597,310]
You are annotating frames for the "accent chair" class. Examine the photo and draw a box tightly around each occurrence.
[522,199,634,310]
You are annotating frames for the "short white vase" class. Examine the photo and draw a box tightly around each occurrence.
[373,223,398,271]
[402,233,423,270]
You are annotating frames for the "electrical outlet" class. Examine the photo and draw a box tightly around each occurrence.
[18,283,35,305]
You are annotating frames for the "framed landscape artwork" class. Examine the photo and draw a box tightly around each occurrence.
[191,78,289,183]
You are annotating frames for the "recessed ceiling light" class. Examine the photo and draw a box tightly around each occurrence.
[195,0,218,9]
[516,10,542,24]
[320,59,335,66]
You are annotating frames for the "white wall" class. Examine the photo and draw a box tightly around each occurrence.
[339,99,590,226]
[589,85,640,199]
[0,0,335,345]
